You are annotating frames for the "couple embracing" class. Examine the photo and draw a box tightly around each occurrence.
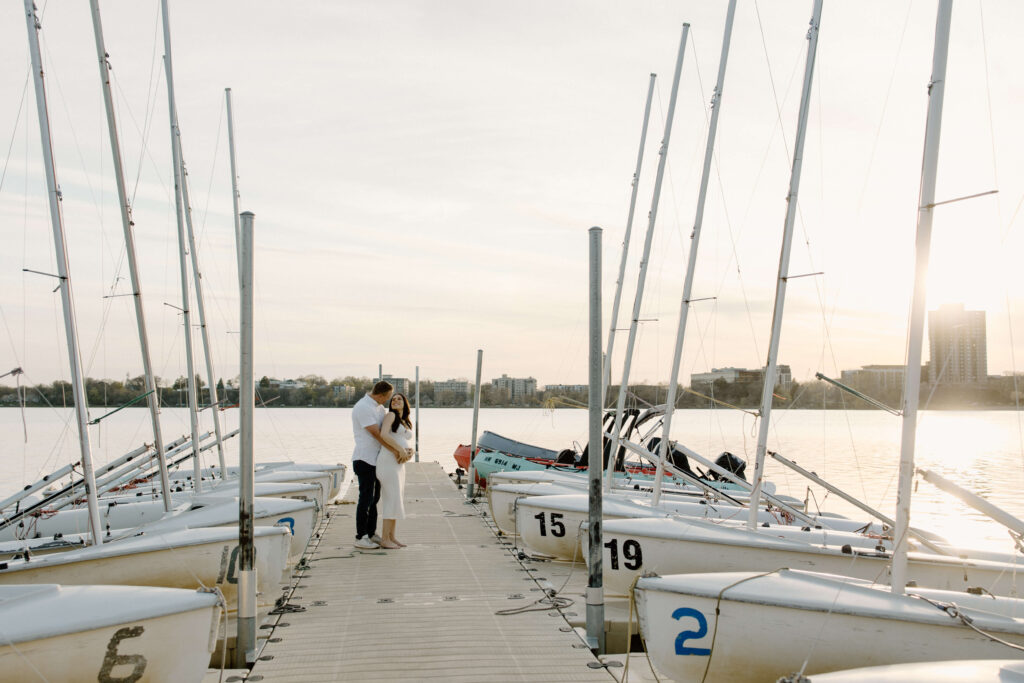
[351,380,414,550]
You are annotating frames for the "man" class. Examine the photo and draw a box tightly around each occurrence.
[351,380,401,549]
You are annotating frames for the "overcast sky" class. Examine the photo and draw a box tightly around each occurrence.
[1,0,1022,391]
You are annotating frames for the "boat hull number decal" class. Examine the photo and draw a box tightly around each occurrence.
[277,516,295,533]
[604,538,643,570]
[533,511,566,537]
[98,625,147,682]
[672,607,711,656]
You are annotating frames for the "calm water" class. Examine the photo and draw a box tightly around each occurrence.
[2,406,1022,553]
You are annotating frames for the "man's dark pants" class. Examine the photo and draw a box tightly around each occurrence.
[353,459,380,540]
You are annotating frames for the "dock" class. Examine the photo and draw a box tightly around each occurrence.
[248,462,625,682]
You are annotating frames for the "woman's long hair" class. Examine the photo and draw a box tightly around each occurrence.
[388,393,412,432]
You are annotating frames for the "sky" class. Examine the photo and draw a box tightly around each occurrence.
[1,0,1022,392]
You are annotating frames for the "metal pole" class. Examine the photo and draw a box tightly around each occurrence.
[655,0,737,507]
[467,350,483,499]
[414,366,420,462]
[603,74,656,404]
[606,24,690,492]
[378,364,382,382]
[225,88,242,287]
[586,227,605,654]
[88,0,172,511]
[236,211,257,666]
[22,0,103,545]
[160,0,203,494]
[747,0,823,528]
[892,0,952,594]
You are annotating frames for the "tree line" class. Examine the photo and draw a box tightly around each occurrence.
[1,373,1021,410]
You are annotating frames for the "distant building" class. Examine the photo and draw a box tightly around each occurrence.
[690,365,791,388]
[928,303,987,384]
[545,384,588,394]
[333,384,356,401]
[491,374,537,402]
[434,379,469,404]
[269,378,306,390]
[382,374,411,395]
[840,365,905,392]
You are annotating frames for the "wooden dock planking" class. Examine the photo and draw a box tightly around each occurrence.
[250,462,616,682]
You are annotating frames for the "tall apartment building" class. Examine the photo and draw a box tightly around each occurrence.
[491,374,537,402]
[690,365,792,388]
[434,379,469,403]
[928,303,987,384]
[381,374,410,395]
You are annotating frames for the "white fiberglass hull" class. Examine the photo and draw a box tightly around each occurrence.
[0,526,291,609]
[515,493,878,561]
[591,517,1020,597]
[3,496,316,564]
[0,584,220,683]
[811,659,1024,682]
[635,569,1024,683]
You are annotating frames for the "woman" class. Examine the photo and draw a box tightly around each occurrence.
[376,393,413,549]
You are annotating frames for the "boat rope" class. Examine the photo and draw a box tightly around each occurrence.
[698,569,784,682]
[911,593,1024,652]
[197,586,228,683]
[623,574,663,683]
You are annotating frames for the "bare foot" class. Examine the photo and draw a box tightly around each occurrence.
[394,539,407,547]
[380,540,401,549]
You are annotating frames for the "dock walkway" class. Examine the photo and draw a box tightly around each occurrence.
[250,462,617,682]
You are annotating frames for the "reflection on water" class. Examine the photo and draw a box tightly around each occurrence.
[2,407,1022,553]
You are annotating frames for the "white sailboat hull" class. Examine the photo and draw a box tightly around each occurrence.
[516,493,878,561]
[0,584,220,683]
[591,517,1021,597]
[0,526,291,609]
[635,570,1024,682]
[2,496,316,564]
[811,659,1024,682]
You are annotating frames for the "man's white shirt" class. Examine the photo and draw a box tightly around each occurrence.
[352,394,386,465]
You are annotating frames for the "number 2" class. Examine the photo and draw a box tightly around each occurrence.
[672,607,711,656]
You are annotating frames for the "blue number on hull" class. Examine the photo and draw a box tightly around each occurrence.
[672,607,711,656]
[277,516,296,533]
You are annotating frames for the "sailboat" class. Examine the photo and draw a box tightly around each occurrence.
[633,1,1024,680]
[0,583,222,682]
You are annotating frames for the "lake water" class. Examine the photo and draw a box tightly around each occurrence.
[2,406,1022,554]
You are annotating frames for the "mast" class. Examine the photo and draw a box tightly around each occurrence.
[891,0,953,594]
[654,0,737,506]
[23,0,104,545]
[225,88,242,287]
[605,24,689,491]
[746,0,823,528]
[88,0,173,511]
[160,0,203,493]
[178,139,227,472]
[602,74,656,403]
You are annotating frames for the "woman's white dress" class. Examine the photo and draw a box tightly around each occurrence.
[376,423,410,520]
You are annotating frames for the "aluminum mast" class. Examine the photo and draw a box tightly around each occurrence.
[746,1,823,528]
[160,0,204,493]
[602,74,656,403]
[605,24,689,491]
[891,0,953,594]
[23,0,104,544]
[654,0,737,506]
[88,0,173,511]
